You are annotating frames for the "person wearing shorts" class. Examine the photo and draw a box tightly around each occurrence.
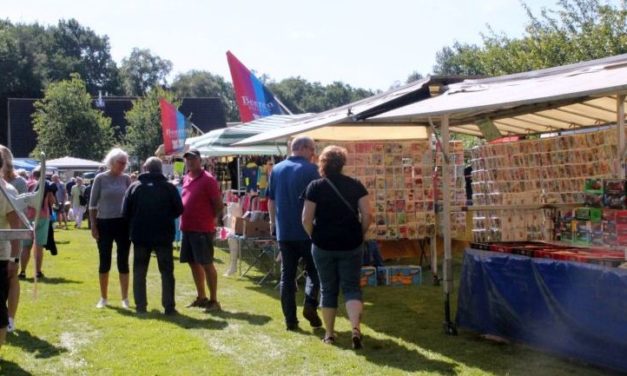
[180,149,222,312]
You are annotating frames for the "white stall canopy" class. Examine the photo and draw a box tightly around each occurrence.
[185,114,310,156]
[374,54,627,137]
[234,76,462,145]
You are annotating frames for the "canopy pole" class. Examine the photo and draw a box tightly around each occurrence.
[426,126,439,286]
[618,94,626,179]
[441,114,457,335]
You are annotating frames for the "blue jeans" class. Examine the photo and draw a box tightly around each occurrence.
[279,240,320,325]
[312,244,363,308]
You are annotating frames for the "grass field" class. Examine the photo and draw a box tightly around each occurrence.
[0,227,611,375]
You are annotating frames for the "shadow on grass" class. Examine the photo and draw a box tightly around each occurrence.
[19,277,82,285]
[209,309,272,326]
[0,359,31,375]
[9,330,67,359]
[360,268,611,376]
[333,329,454,374]
[109,306,228,330]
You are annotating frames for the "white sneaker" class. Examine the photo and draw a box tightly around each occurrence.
[7,317,14,332]
[96,298,107,309]
[121,299,130,309]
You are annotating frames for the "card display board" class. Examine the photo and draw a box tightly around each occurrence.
[316,141,434,240]
[470,129,619,242]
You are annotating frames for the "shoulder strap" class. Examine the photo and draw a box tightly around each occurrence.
[324,178,356,216]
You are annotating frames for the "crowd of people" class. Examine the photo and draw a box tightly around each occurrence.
[0,135,371,352]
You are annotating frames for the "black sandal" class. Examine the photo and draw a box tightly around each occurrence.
[322,335,335,345]
[352,328,363,350]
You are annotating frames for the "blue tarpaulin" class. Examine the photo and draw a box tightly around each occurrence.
[457,248,627,373]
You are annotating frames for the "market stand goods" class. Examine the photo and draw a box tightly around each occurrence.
[315,140,467,241]
[470,129,618,243]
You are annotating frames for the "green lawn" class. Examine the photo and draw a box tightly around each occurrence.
[1,228,611,375]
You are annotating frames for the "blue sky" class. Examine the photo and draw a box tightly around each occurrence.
[5,0,575,91]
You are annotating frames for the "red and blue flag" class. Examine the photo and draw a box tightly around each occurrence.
[227,51,288,123]
[159,98,189,154]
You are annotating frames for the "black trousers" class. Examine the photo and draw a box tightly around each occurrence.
[133,244,175,312]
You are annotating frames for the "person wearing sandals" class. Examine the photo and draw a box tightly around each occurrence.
[302,145,372,349]
[89,148,132,309]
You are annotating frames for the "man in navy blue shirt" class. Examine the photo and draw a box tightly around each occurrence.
[268,136,322,331]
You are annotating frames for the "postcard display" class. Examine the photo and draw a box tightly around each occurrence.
[470,129,618,242]
[431,140,467,239]
[315,140,466,241]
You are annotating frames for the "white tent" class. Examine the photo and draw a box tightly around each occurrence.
[46,157,104,170]
[185,115,309,157]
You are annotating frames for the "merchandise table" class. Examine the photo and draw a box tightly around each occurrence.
[456,248,627,373]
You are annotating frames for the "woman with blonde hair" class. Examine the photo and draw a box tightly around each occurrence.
[302,145,371,349]
[89,148,131,309]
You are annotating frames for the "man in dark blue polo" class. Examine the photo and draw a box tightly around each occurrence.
[268,136,322,331]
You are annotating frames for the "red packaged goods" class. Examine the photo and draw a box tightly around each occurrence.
[550,251,579,261]
[534,248,563,258]
[615,210,627,224]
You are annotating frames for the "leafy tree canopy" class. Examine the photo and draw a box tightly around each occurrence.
[120,48,172,96]
[32,74,115,160]
[434,0,627,75]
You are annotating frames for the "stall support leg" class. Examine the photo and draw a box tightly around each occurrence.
[618,94,625,179]
[430,235,439,286]
[441,115,457,336]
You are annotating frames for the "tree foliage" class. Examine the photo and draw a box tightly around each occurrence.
[434,0,627,75]
[171,70,238,122]
[120,48,172,96]
[268,77,374,114]
[124,87,179,162]
[32,74,115,160]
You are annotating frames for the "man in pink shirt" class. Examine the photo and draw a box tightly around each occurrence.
[180,149,223,311]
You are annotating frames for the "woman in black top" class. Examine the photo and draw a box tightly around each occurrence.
[302,145,371,349]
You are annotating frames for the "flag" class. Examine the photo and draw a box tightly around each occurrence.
[159,98,190,154]
[227,51,288,123]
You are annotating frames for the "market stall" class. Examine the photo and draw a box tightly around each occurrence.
[373,53,627,371]
[237,77,465,271]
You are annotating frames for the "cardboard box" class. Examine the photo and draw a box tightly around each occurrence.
[243,219,270,238]
[382,265,422,286]
[231,217,270,237]
[360,266,377,287]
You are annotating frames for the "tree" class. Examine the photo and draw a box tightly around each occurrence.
[171,70,238,122]
[434,0,627,75]
[120,48,172,96]
[44,19,121,94]
[405,71,424,84]
[32,74,115,160]
[124,87,179,162]
[268,77,374,114]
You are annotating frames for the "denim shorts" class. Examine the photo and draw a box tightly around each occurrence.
[312,244,363,308]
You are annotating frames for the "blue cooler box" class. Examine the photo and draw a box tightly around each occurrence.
[360,266,377,287]
[381,265,422,286]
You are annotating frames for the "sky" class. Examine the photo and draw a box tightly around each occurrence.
[4,0,567,91]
